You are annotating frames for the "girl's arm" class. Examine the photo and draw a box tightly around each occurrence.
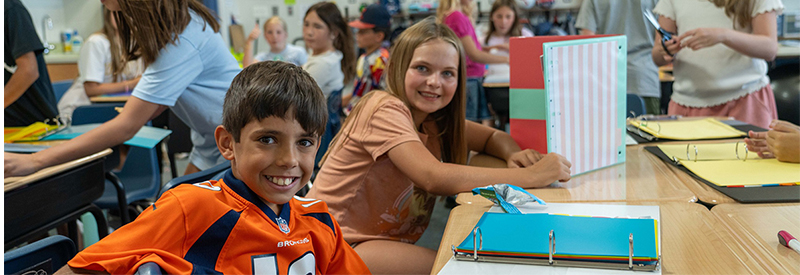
[651,15,682,66]
[83,77,140,97]
[3,52,39,107]
[4,97,167,177]
[678,11,778,61]
[386,140,570,195]
[460,36,509,64]
[243,25,261,68]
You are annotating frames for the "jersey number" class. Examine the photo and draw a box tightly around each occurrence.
[252,252,316,275]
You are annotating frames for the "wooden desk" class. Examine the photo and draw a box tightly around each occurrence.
[711,203,800,274]
[458,146,696,205]
[90,95,130,103]
[432,202,770,275]
[482,82,509,88]
[4,149,112,250]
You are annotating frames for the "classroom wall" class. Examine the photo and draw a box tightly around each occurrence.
[21,0,103,52]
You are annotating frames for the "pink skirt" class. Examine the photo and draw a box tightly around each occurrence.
[668,85,778,129]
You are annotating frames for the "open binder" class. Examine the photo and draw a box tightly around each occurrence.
[452,212,660,271]
[4,117,69,143]
[627,118,764,143]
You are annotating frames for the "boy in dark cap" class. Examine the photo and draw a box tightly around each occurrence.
[342,4,391,113]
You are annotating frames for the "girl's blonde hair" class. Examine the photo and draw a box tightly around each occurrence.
[436,0,476,24]
[321,17,468,166]
[305,2,356,85]
[485,0,523,45]
[114,0,219,73]
[263,16,287,33]
[709,0,754,29]
[97,8,125,82]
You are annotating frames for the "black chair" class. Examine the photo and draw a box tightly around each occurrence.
[4,235,76,274]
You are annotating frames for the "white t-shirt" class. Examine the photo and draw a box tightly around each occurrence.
[480,28,533,84]
[254,43,308,66]
[654,0,784,107]
[57,33,144,117]
[303,50,344,98]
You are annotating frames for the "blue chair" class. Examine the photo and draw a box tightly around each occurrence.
[159,160,231,198]
[314,89,342,180]
[627,94,647,117]
[4,235,76,275]
[51,79,73,103]
[71,103,125,125]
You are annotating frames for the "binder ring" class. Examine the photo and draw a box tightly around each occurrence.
[735,141,748,162]
[628,233,634,270]
[549,230,556,265]
[686,144,698,162]
[473,227,483,261]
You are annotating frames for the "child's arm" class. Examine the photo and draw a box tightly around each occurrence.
[83,77,140,96]
[386,139,571,195]
[243,24,261,68]
[465,121,543,167]
[4,97,167,177]
[4,52,39,108]
[678,11,778,61]
[461,36,509,64]
[651,15,682,66]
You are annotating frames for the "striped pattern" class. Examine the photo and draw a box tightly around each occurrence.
[545,41,623,175]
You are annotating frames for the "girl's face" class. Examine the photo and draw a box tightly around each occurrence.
[404,39,459,119]
[460,0,472,7]
[100,0,121,11]
[491,6,516,36]
[264,22,288,50]
[303,11,335,55]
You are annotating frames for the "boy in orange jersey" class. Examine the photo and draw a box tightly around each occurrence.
[57,61,370,275]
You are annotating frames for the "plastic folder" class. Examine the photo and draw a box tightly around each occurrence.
[40,123,171,149]
[454,212,659,270]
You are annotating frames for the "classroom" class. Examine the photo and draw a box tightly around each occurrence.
[4,0,800,274]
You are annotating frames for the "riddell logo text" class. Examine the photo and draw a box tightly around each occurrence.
[277,238,310,248]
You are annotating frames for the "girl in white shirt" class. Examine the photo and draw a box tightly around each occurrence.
[480,0,533,84]
[58,8,143,118]
[651,0,784,128]
[302,2,355,98]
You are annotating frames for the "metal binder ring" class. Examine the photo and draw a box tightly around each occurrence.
[686,144,698,162]
[549,230,556,265]
[472,227,482,261]
[629,234,634,270]
[735,141,748,162]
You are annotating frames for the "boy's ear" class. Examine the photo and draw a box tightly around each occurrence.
[215,125,236,161]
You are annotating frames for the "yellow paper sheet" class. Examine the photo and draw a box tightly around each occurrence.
[4,122,58,143]
[681,159,800,186]
[629,118,745,140]
[658,143,758,161]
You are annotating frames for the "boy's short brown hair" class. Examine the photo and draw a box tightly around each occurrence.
[222,61,327,142]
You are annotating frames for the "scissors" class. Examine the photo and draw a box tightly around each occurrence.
[643,10,676,56]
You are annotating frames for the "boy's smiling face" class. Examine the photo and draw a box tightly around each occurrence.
[217,115,319,213]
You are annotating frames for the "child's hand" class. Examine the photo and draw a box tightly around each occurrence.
[657,38,683,63]
[247,25,261,42]
[766,120,800,163]
[4,152,40,178]
[495,43,509,51]
[507,149,543,168]
[524,153,572,185]
[745,130,773,159]
[678,28,728,51]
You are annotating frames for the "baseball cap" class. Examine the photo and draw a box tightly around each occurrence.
[348,4,391,29]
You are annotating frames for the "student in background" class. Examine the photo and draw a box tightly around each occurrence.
[651,0,783,128]
[437,0,509,126]
[481,0,533,54]
[243,16,308,67]
[576,0,662,115]
[746,120,800,163]
[343,3,391,114]
[58,7,144,118]
[307,18,571,274]
[4,0,240,177]
[4,0,58,127]
[57,61,370,275]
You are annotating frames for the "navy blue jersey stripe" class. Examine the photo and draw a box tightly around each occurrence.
[223,170,291,228]
[302,213,336,237]
[184,209,240,270]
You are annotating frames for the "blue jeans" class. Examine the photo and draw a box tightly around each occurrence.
[466,77,491,121]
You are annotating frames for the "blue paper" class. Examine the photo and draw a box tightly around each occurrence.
[41,124,171,149]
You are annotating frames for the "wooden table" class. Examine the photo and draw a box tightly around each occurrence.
[432,202,771,275]
[458,146,697,205]
[4,149,112,250]
[711,203,800,274]
[90,94,130,103]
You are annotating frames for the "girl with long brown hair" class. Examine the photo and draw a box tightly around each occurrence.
[307,17,571,274]
[5,0,241,177]
[57,7,144,118]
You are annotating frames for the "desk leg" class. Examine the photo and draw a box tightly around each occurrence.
[104,172,130,224]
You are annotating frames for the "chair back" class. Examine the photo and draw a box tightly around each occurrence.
[71,103,125,125]
[4,235,76,275]
[315,89,342,174]
[159,160,231,198]
[51,79,73,103]
[626,94,647,117]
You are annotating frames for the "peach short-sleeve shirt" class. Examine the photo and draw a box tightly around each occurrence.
[307,91,441,244]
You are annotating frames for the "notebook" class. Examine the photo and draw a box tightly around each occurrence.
[40,123,171,149]
[628,118,746,140]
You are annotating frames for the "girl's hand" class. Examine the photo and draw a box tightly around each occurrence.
[247,25,261,42]
[4,152,40,178]
[523,153,572,185]
[766,120,800,163]
[678,28,728,51]
[495,43,509,51]
[655,38,682,63]
[745,130,773,159]
[507,149,543,168]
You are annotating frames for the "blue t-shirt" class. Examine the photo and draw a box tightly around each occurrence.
[254,44,308,66]
[132,11,241,170]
